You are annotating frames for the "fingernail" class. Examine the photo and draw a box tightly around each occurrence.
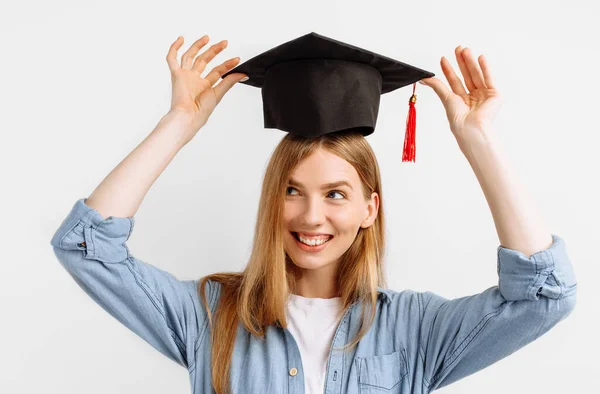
[239,76,249,82]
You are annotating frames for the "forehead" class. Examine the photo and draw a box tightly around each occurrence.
[289,149,358,184]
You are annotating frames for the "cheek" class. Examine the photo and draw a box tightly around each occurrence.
[329,209,359,229]
[282,203,294,230]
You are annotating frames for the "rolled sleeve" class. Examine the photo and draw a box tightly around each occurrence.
[50,198,134,263]
[497,234,577,301]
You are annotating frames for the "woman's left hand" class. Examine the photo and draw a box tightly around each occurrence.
[419,46,503,142]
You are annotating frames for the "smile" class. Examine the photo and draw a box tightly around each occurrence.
[291,232,333,252]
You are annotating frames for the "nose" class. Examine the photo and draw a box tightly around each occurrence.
[299,196,327,226]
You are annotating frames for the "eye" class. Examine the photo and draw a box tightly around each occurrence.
[327,190,346,199]
[285,187,345,200]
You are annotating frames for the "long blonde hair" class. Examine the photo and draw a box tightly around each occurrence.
[198,129,387,394]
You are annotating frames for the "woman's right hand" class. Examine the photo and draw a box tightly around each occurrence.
[165,35,247,142]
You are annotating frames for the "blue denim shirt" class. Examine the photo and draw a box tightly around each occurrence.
[50,198,577,393]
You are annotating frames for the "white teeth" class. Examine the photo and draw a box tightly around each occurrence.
[297,234,332,246]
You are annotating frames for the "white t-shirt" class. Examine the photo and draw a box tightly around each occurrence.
[285,293,343,394]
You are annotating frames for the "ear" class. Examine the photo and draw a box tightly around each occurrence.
[361,192,379,228]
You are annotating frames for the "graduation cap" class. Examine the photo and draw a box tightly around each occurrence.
[221,32,435,162]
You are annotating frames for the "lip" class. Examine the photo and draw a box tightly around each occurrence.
[291,232,333,253]
[295,231,333,237]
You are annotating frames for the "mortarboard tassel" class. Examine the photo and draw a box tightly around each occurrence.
[402,82,417,162]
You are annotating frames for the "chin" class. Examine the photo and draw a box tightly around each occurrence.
[289,258,330,271]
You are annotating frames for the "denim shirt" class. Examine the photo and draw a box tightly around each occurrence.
[50,198,577,393]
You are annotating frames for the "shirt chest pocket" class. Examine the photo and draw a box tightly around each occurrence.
[356,349,409,393]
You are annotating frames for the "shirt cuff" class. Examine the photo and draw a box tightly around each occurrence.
[496,234,577,301]
[50,198,135,264]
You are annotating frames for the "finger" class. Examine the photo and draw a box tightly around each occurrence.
[478,54,496,89]
[166,36,185,73]
[191,40,228,74]
[204,57,241,87]
[213,73,247,105]
[440,56,468,97]
[462,47,487,90]
[455,46,476,92]
[181,35,210,70]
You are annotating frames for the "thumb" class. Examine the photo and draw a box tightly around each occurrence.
[419,77,452,105]
[213,74,248,104]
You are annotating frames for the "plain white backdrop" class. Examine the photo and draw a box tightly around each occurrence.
[1,0,597,393]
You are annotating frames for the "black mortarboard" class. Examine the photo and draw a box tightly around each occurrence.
[222,32,435,162]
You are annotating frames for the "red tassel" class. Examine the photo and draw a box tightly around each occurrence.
[402,83,418,162]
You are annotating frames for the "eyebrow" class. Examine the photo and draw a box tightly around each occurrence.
[288,178,354,191]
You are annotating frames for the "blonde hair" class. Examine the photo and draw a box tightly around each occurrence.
[198,129,387,394]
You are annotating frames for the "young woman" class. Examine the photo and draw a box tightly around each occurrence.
[50,35,577,394]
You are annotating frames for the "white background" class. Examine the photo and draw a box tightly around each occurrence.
[1,0,598,393]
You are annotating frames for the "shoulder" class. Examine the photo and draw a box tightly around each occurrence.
[380,287,420,304]
[381,288,442,322]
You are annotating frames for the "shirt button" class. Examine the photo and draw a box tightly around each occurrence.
[289,367,298,376]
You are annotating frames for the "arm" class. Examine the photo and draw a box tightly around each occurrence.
[50,112,218,370]
[50,35,242,371]
[84,110,194,219]
[457,126,553,257]
[418,127,576,392]
[414,47,576,393]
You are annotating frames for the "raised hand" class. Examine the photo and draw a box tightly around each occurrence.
[420,46,503,143]
[166,35,247,139]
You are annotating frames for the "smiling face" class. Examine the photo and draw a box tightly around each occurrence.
[283,148,379,294]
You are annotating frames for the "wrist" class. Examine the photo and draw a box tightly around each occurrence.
[162,108,196,127]
[159,110,200,146]
[455,125,499,159]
